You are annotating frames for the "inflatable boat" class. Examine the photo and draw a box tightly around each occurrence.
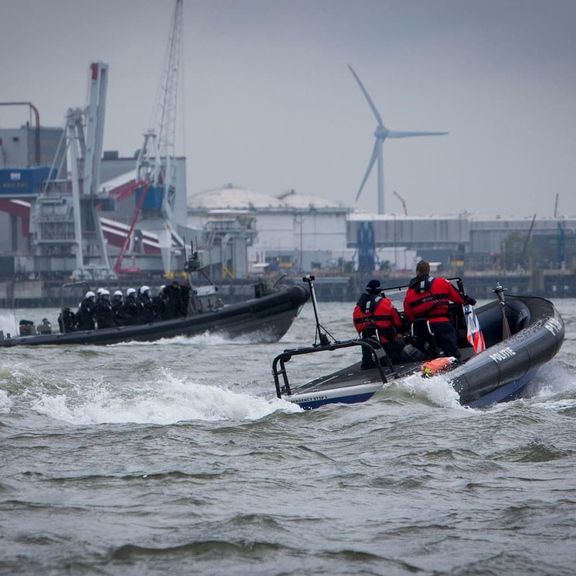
[272,278,564,410]
[0,284,309,347]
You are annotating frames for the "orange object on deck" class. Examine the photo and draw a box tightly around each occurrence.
[421,357,457,378]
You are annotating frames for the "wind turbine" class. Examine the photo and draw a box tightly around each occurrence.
[348,64,448,214]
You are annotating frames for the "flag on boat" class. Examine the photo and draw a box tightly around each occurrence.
[463,304,486,353]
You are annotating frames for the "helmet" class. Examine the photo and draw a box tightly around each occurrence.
[365,279,381,294]
[139,285,150,295]
[96,288,106,295]
[113,290,123,298]
[126,288,136,296]
[85,291,96,300]
[100,289,110,298]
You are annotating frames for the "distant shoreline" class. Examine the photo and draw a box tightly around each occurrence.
[1,269,575,308]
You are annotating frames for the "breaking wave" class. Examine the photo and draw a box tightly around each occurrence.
[27,371,300,425]
[0,311,18,337]
[390,371,463,409]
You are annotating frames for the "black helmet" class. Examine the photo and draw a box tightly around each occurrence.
[365,279,381,294]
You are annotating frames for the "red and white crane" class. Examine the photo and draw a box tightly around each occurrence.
[114,0,185,274]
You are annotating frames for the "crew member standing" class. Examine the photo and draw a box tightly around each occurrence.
[111,290,124,324]
[76,291,97,331]
[371,288,405,364]
[94,289,116,329]
[121,288,140,325]
[137,286,155,323]
[403,260,476,359]
[353,279,404,368]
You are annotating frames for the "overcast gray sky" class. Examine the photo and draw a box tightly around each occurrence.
[1,0,575,217]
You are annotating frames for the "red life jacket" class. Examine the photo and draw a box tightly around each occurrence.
[404,276,465,323]
[353,293,378,334]
[372,298,402,343]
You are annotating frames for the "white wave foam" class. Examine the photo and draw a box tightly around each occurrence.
[0,365,14,381]
[31,370,300,426]
[533,397,576,412]
[0,311,18,337]
[526,361,576,402]
[392,372,463,409]
[108,332,231,347]
[0,389,13,413]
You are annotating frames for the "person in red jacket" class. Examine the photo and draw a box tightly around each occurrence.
[353,279,405,368]
[403,260,476,359]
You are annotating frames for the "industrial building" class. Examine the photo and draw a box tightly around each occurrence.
[347,213,576,273]
[1,90,574,285]
[2,117,575,283]
[0,126,190,280]
[0,58,194,281]
[187,184,353,275]
[188,186,576,277]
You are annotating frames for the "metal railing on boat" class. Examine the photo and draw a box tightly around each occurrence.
[272,338,393,398]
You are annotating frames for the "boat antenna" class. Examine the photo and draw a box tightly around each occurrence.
[493,282,512,340]
[302,275,332,346]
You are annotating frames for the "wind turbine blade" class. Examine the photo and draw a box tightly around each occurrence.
[348,64,385,127]
[387,130,449,138]
[355,140,379,203]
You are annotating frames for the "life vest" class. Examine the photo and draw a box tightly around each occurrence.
[372,297,402,343]
[353,293,378,334]
[404,276,464,323]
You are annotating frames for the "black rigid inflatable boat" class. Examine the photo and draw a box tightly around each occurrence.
[272,278,564,410]
[0,284,309,347]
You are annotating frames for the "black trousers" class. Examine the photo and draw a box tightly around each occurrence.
[430,321,460,359]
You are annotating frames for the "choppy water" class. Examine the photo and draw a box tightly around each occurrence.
[1,299,575,575]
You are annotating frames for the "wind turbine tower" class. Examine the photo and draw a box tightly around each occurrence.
[348,65,448,215]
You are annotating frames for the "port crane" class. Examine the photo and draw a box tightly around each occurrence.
[33,62,114,279]
[114,0,185,274]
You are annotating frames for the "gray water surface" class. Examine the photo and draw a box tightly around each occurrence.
[1,300,575,575]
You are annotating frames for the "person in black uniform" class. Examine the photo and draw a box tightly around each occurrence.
[111,290,124,324]
[121,288,140,325]
[152,286,168,320]
[164,281,183,319]
[179,282,191,317]
[58,308,77,332]
[76,291,96,331]
[137,286,155,324]
[94,289,116,329]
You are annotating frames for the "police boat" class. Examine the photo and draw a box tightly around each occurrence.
[272,277,565,410]
[0,255,309,348]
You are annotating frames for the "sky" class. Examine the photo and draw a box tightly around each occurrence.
[1,0,575,218]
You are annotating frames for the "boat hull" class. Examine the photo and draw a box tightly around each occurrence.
[0,285,309,347]
[276,295,565,410]
[286,381,383,410]
[451,297,564,406]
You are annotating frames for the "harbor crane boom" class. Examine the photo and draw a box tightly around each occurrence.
[118,0,185,274]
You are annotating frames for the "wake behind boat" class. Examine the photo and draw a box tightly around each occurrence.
[272,277,564,410]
